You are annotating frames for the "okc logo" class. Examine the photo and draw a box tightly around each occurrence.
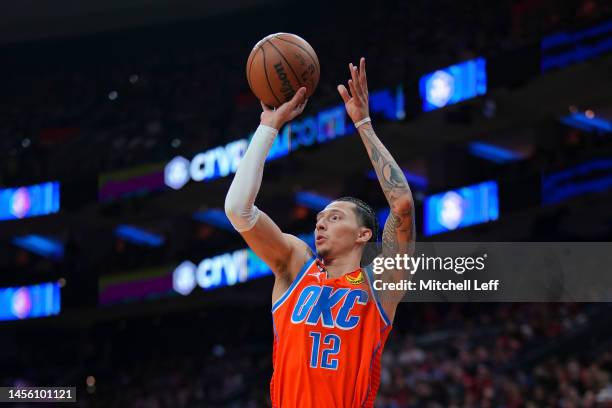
[290,285,368,330]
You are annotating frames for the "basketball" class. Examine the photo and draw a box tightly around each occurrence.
[246,33,320,108]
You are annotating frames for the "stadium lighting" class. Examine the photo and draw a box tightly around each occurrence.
[424,181,499,236]
[12,235,64,261]
[115,225,165,247]
[295,192,334,211]
[419,58,487,112]
[173,261,197,296]
[0,282,61,321]
[468,142,523,164]
[560,112,612,133]
[193,209,234,231]
[0,181,60,221]
[542,158,612,205]
[164,156,190,190]
[541,19,612,71]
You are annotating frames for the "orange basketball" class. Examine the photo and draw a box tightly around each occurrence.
[246,33,320,108]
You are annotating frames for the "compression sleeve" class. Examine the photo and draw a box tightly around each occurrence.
[224,124,278,232]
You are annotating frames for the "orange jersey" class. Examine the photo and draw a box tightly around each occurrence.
[270,257,392,408]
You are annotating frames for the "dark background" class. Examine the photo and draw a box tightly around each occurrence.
[1,0,612,406]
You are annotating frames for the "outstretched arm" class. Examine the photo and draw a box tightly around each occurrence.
[338,58,415,311]
[225,87,313,279]
[359,124,415,257]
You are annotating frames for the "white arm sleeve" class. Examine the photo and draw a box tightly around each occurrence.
[224,124,278,232]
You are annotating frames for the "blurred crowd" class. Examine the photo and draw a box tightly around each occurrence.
[380,342,612,408]
[4,302,612,407]
[0,0,609,185]
[377,303,606,407]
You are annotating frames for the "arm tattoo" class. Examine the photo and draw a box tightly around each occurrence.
[365,127,409,196]
[359,125,415,257]
[382,213,401,255]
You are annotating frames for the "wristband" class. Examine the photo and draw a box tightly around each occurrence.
[354,117,371,128]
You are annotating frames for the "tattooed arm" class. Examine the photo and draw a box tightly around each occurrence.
[338,58,415,319]
[358,121,415,258]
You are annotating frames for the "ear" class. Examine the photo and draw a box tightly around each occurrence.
[357,227,372,244]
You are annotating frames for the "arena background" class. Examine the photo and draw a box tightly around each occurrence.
[1,0,612,406]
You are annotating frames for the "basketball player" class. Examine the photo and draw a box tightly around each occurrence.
[225,57,415,407]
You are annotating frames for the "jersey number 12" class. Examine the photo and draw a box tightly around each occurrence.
[309,331,341,370]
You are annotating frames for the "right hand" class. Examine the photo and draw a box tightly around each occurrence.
[337,57,370,124]
[260,87,308,130]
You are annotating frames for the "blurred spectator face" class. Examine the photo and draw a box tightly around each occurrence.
[315,201,370,262]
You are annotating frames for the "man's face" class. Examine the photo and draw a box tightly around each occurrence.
[314,201,370,260]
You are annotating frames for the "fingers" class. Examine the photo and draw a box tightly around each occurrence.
[277,87,306,114]
[260,101,273,112]
[285,87,306,117]
[287,97,308,121]
[348,79,359,103]
[288,87,307,109]
[349,63,361,95]
[350,62,367,101]
[284,88,308,121]
[359,57,368,94]
[337,84,351,103]
[294,98,308,115]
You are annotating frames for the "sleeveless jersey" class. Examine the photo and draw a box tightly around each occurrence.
[270,257,392,408]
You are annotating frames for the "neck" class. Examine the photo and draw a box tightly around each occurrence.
[321,249,362,279]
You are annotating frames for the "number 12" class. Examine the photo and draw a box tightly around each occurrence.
[309,331,341,370]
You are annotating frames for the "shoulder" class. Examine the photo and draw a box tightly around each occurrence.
[271,244,316,311]
[273,234,315,290]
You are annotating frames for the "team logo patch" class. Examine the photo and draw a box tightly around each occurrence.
[345,271,364,285]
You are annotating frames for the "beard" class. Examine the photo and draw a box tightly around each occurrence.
[316,244,331,261]
[317,247,329,259]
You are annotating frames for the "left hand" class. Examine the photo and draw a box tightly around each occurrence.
[337,57,370,124]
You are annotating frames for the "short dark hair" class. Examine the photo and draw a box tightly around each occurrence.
[335,196,380,266]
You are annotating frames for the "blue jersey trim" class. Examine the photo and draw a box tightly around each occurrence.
[272,256,316,313]
[362,342,381,407]
[361,325,391,407]
[272,315,279,342]
[364,266,392,327]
